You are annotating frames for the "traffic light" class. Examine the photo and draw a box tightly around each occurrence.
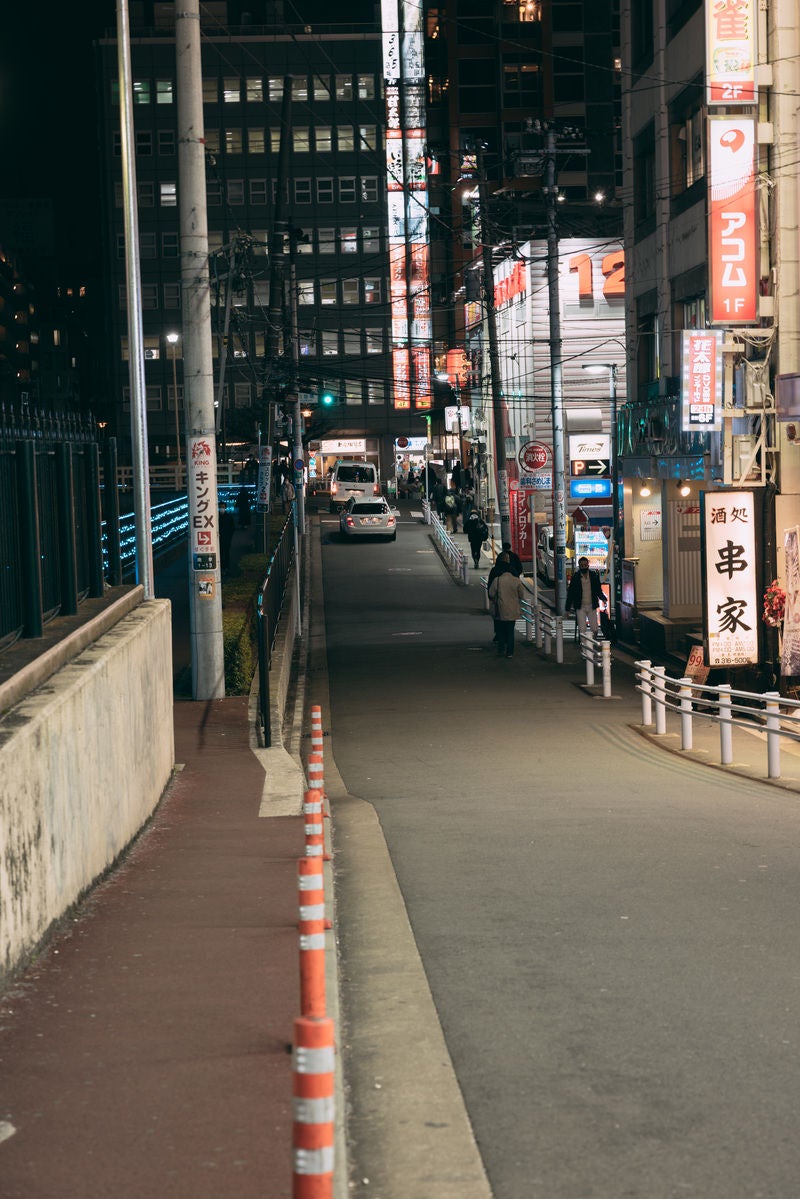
[320,389,336,407]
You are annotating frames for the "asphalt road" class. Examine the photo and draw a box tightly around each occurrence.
[320,507,800,1199]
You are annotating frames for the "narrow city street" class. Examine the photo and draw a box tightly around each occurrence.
[322,507,800,1199]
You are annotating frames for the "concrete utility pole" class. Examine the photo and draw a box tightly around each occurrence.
[476,142,511,545]
[287,224,306,535]
[116,0,154,598]
[175,0,225,699]
[544,125,568,616]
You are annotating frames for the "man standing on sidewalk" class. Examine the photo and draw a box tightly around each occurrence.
[566,555,604,636]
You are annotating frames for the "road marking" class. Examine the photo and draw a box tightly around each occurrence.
[392,631,423,637]
[0,1121,16,1145]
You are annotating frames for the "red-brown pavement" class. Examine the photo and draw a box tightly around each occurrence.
[0,696,304,1199]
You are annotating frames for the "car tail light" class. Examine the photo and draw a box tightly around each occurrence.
[373,483,380,495]
[387,515,396,526]
[331,482,338,495]
[345,516,355,527]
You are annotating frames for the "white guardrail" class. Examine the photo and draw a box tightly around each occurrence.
[426,507,469,583]
[635,659,800,780]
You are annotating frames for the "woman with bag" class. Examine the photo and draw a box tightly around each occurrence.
[488,551,528,658]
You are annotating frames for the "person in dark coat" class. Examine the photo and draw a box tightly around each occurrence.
[465,509,489,568]
[500,540,523,576]
[431,477,447,519]
[565,555,605,635]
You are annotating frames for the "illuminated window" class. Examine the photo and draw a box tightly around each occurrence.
[367,380,384,405]
[358,125,377,151]
[292,75,308,101]
[205,129,220,153]
[338,126,355,151]
[246,77,263,102]
[298,281,316,305]
[223,77,241,103]
[316,126,333,152]
[320,279,337,305]
[357,74,375,100]
[361,176,379,203]
[318,228,335,253]
[247,128,265,153]
[157,80,173,104]
[322,330,339,356]
[133,79,150,104]
[340,228,358,253]
[202,78,218,104]
[268,77,283,101]
[293,127,310,152]
[364,278,382,304]
[160,182,177,207]
[366,329,384,355]
[314,75,332,101]
[362,227,380,253]
[342,279,359,304]
[270,128,281,152]
[343,329,361,354]
[336,75,353,101]
[299,330,316,355]
[224,128,242,154]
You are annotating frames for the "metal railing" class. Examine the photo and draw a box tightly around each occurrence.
[256,509,296,747]
[427,510,468,583]
[578,626,613,697]
[635,659,800,780]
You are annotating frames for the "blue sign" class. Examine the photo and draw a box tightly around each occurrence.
[570,479,612,499]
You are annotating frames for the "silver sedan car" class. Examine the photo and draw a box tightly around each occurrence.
[339,497,397,541]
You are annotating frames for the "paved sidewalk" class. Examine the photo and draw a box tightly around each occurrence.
[1,698,304,1199]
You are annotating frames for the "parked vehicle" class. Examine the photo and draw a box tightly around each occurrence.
[328,460,380,512]
[339,497,397,541]
[536,523,575,584]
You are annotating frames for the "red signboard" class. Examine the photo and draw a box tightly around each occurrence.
[706,0,756,107]
[518,441,550,472]
[509,484,534,562]
[709,118,757,324]
[681,330,723,431]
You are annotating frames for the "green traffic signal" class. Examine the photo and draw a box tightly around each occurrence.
[321,390,335,407]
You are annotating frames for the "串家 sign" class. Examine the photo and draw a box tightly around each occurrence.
[702,490,758,666]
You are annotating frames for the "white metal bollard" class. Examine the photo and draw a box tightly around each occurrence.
[765,692,781,778]
[653,665,667,735]
[718,684,733,764]
[637,660,653,725]
[583,631,595,686]
[601,640,612,698]
[556,616,564,664]
[679,677,693,750]
[536,602,543,649]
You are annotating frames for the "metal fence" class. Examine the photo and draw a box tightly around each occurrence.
[1,405,104,649]
[635,659,800,780]
[256,508,297,747]
[425,506,469,583]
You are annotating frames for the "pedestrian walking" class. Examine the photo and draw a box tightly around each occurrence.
[432,477,447,520]
[565,555,605,635]
[465,509,489,568]
[444,486,461,534]
[281,476,296,514]
[488,554,528,658]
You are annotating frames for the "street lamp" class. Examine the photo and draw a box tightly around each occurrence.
[582,362,619,616]
[166,332,182,475]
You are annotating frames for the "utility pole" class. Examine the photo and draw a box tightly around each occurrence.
[287,224,306,536]
[544,125,568,616]
[116,0,153,598]
[476,141,511,544]
[175,0,225,699]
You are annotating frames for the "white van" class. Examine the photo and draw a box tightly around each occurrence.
[329,460,380,511]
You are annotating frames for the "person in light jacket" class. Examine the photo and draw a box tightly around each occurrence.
[488,552,528,658]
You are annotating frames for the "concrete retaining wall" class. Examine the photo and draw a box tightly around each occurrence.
[0,600,174,985]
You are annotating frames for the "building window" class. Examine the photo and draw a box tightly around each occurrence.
[342,279,359,304]
[670,81,705,195]
[270,127,281,153]
[365,329,383,355]
[357,74,375,100]
[344,380,362,406]
[361,176,379,203]
[160,181,177,207]
[320,280,337,305]
[141,283,158,310]
[272,180,289,203]
[167,385,184,412]
[163,282,181,308]
[359,125,377,151]
[313,75,332,101]
[202,78,218,104]
[292,75,308,101]
[141,232,157,258]
[156,79,173,104]
[111,80,120,106]
[162,232,179,257]
[250,231,268,255]
[633,123,656,233]
[234,383,251,407]
[339,177,357,203]
[205,129,220,153]
[268,76,283,101]
[298,281,316,305]
[248,128,265,153]
[322,330,339,356]
[207,179,223,205]
[295,178,312,204]
[336,75,353,101]
[632,1,655,73]
[118,284,127,308]
[293,127,310,152]
[208,231,224,253]
[367,380,384,405]
[343,329,361,355]
[136,131,152,156]
[362,226,380,253]
[224,128,242,154]
[113,132,122,157]
[223,77,241,103]
[133,79,151,105]
[114,181,123,208]
[138,181,155,207]
[317,178,334,204]
[158,129,175,155]
[145,386,162,412]
[250,179,267,205]
[299,330,316,356]
[503,62,540,106]
[338,125,355,152]
[316,126,333,153]
[227,180,245,205]
[318,228,336,253]
[246,77,263,102]
[297,233,313,254]
[364,278,382,304]
[340,228,358,253]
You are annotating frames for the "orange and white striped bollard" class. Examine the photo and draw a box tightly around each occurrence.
[297,857,328,1018]
[293,1015,335,1198]
[307,752,325,799]
[310,705,324,755]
